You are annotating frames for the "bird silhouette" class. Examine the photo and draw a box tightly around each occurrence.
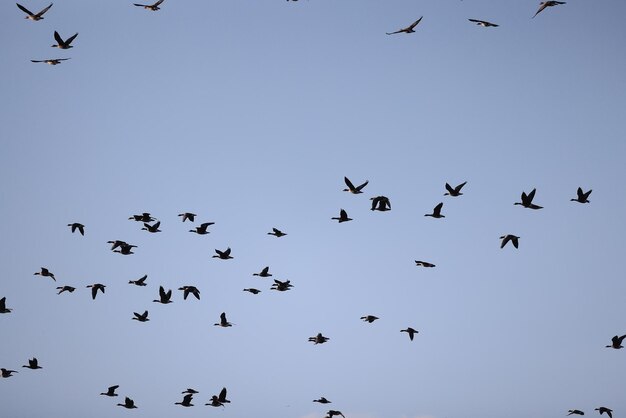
[22,358,42,369]
[132,311,149,322]
[415,260,436,268]
[0,297,13,313]
[571,187,592,203]
[444,181,467,196]
[129,213,155,222]
[189,222,214,235]
[214,312,232,327]
[514,188,543,209]
[34,267,55,281]
[343,176,368,194]
[595,408,613,418]
[243,288,261,294]
[468,19,499,27]
[500,235,520,249]
[326,410,346,418]
[113,243,137,255]
[253,266,272,277]
[401,327,418,341]
[386,17,423,35]
[117,397,137,409]
[153,286,173,304]
[107,240,127,251]
[332,209,353,223]
[361,315,379,323]
[51,31,78,49]
[133,0,164,11]
[178,212,196,222]
[86,284,106,300]
[56,286,76,294]
[100,385,120,397]
[67,222,84,235]
[182,388,199,394]
[175,394,194,407]
[16,3,53,20]
[533,1,566,18]
[370,196,391,211]
[128,275,148,286]
[568,410,585,416]
[309,333,330,344]
[213,248,233,260]
[1,368,18,378]
[606,334,626,349]
[271,279,293,292]
[178,286,200,300]
[32,58,70,65]
[268,227,287,237]
[425,202,445,218]
[313,397,332,404]
[141,221,161,233]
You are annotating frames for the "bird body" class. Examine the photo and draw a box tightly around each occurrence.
[314,397,331,404]
[268,227,287,237]
[568,410,585,416]
[370,196,391,211]
[444,181,467,196]
[129,213,155,222]
[22,357,42,369]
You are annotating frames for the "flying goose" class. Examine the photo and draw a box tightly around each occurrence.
[361,315,379,323]
[133,0,164,11]
[243,288,261,294]
[343,176,369,194]
[128,275,147,286]
[182,388,199,394]
[86,284,106,300]
[271,279,293,292]
[34,267,55,281]
[32,58,70,65]
[515,188,543,209]
[326,411,346,418]
[268,227,287,237]
[444,181,467,196]
[178,212,196,222]
[606,334,626,349]
[153,286,173,304]
[386,16,423,35]
[533,1,566,18]
[571,187,591,203]
[51,31,78,49]
[141,221,161,233]
[595,408,613,418]
[500,234,520,249]
[16,3,52,21]
[129,213,155,222]
[132,311,149,322]
[313,397,332,404]
[175,394,194,407]
[213,247,233,260]
[401,327,418,341]
[568,411,585,416]
[308,333,330,344]
[370,196,391,211]
[56,286,75,294]
[117,397,138,409]
[113,243,137,255]
[253,266,272,277]
[214,312,232,327]
[415,261,435,268]
[189,222,214,234]
[1,368,18,378]
[67,222,84,235]
[178,285,200,300]
[425,202,445,218]
[100,385,120,397]
[22,358,42,369]
[332,209,352,223]
[468,19,498,27]
[0,297,13,313]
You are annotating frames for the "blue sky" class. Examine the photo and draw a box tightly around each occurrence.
[2,1,626,417]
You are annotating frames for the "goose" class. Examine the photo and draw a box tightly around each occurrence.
[178,212,196,222]
[133,0,164,11]
[271,279,293,292]
[51,31,78,49]
[326,411,346,418]
[175,394,194,407]
[100,385,120,397]
[214,312,232,327]
[444,181,467,196]
[32,58,70,65]
[213,247,233,260]
[67,222,84,235]
[514,188,543,209]
[425,202,445,218]
[370,196,391,211]
[34,267,55,281]
[361,315,379,323]
[308,333,329,344]
[401,327,418,341]
[500,234,520,249]
[386,16,423,35]
[332,209,352,223]
[216,387,230,404]
[22,358,42,369]
[56,286,76,294]
[107,240,128,250]
[343,176,368,194]
[243,288,261,294]
[568,411,585,416]
[468,19,498,27]
[132,311,149,322]
[268,227,287,237]
[153,286,173,304]
[313,397,331,404]
[129,213,155,222]
[141,221,161,233]
[16,3,52,21]
[113,243,137,255]
[606,334,626,349]
[182,388,199,394]
[0,297,13,313]
[1,368,18,378]
[595,408,613,418]
[205,396,224,408]
[117,397,137,409]
[189,222,214,235]
[86,284,106,300]
[128,275,147,286]
[253,266,272,277]
[178,285,200,300]
[571,187,592,203]
[533,1,566,18]
[415,260,435,268]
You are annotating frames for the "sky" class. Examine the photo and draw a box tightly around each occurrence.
[1,1,626,417]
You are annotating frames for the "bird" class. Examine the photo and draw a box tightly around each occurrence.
[86,284,106,300]
[332,209,353,223]
[213,247,233,260]
[16,2,52,21]
[205,397,225,408]
[326,411,346,418]
[182,388,199,394]
[214,312,232,327]
[216,387,230,404]
[129,213,155,222]
[0,297,12,313]
[595,408,613,418]
[361,315,379,323]
[117,397,138,409]
[67,222,84,235]
[51,31,78,49]
[401,327,418,341]
[386,16,423,35]
[100,385,120,396]
[370,196,391,211]
[313,397,332,404]
[308,333,330,344]
[343,176,368,194]
[113,243,137,255]
[243,288,261,294]
[444,181,467,196]
[268,227,287,237]
[500,234,520,249]
[141,221,161,233]
[178,212,196,222]
[107,240,128,251]
[22,358,42,369]
[56,286,75,294]
[568,411,585,416]
[606,334,626,349]
[468,19,499,27]
[128,275,148,286]
[133,0,164,11]
[132,311,149,322]
[271,279,293,292]
[253,266,272,277]
[34,267,55,281]
[175,394,194,407]
[1,368,18,378]
[514,188,543,209]
[571,187,592,203]
[425,202,445,218]
[178,285,200,300]
[533,1,566,18]
[153,286,173,304]
[31,58,70,65]
[189,222,214,235]
[415,260,436,268]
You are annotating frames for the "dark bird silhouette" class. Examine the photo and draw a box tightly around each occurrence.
[500,234,520,249]
[386,16,423,35]
[515,188,543,209]
[182,388,199,394]
[1,368,18,378]
[444,181,467,196]
[309,333,330,344]
[132,311,149,322]
[189,222,214,235]
[243,288,261,294]
[415,260,436,268]
[34,267,55,281]
[32,58,70,65]
[129,213,155,222]
[0,297,13,313]
[268,227,287,237]
[179,285,200,300]
[205,397,224,407]
[128,275,148,286]
[114,243,137,255]
[108,240,128,251]
[175,394,194,407]
[332,209,353,223]
[213,247,233,260]
[595,408,613,418]
[314,397,332,404]
[117,397,138,409]
[343,176,368,194]
[214,312,232,327]
[153,286,173,304]
[326,410,346,418]
[271,279,293,292]
[533,1,566,18]
[16,2,52,20]
[86,284,106,300]
[178,212,196,222]
[217,387,230,404]
[401,327,418,341]
[568,411,585,416]
[571,187,592,204]
[67,222,84,235]
[22,358,42,369]
[370,196,391,211]
[606,334,626,349]
[425,202,445,218]
[56,285,75,294]
[141,221,161,233]
[133,0,164,11]
[468,19,499,27]
[361,315,379,323]
[51,31,78,49]
[100,385,119,397]
[253,266,272,277]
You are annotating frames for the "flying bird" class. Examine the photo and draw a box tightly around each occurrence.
[326,411,346,418]
[182,388,199,394]
[386,16,423,35]
[343,176,368,194]
[500,234,520,249]
[153,286,173,304]
[128,275,148,286]
[468,19,499,27]
[189,222,214,235]
[67,222,84,235]
[571,187,592,203]
[271,279,293,292]
[425,202,445,218]
[213,247,233,260]
[533,1,566,18]
[370,196,391,211]
[100,385,120,397]
[34,267,55,281]
[514,188,543,209]
[178,285,200,300]
[444,181,467,196]
[361,315,379,323]
[31,58,70,65]
[51,31,78,49]
[117,397,138,409]
[313,397,332,404]
[1,368,18,378]
[606,334,626,349]
[86,284,106,300]
[595,408,613,418]
[332,209,353,223]
[129,213,155,222]
[214,312,232,327]
[268,227,287,237]
[309,333,330,344]
[133,0,164,11]
[132,311,149,322]
[175,394,194,407]
[0,297,12,313]
[22,358,42,369]
[415,261,436,268]
[253,266,272,277]
[243,288,261,294]
[568,411,585,416]
[113,243,137,255]
[141,221,161,233]
[178,212,196,222]
[16,2,52,20]
[401,327,418,341]
[56,285,75,294]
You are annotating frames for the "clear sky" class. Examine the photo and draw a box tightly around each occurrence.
[1,1,626,418]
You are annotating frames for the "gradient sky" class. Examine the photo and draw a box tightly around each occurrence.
[2,1,626,418]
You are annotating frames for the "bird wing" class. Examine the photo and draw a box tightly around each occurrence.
[220,312,227,323]
[154,0,165,5]
[16,3,34,15]
[500,235,510,248]
[386,29,403,35]
[153,221,160,229]
[218,387,228,402]
[434,202,443,214]
[261,266,269,275]
[512,236,519,248]
[344,176,356,190]
[183,394,193,403]
[223,247,231,256]
[37,3,53,16]
[65,32,78,45]
[455,181,467,192]
[445,183,454,193]
[527,188,536,202]
[159,286,166,299]
[356,180,368,191]
[533,3,548,18]
[91,286,98,299]
[137,275,147,284]
[408,16,423,29]
[0,297,5,309]
[53,31,64,44]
